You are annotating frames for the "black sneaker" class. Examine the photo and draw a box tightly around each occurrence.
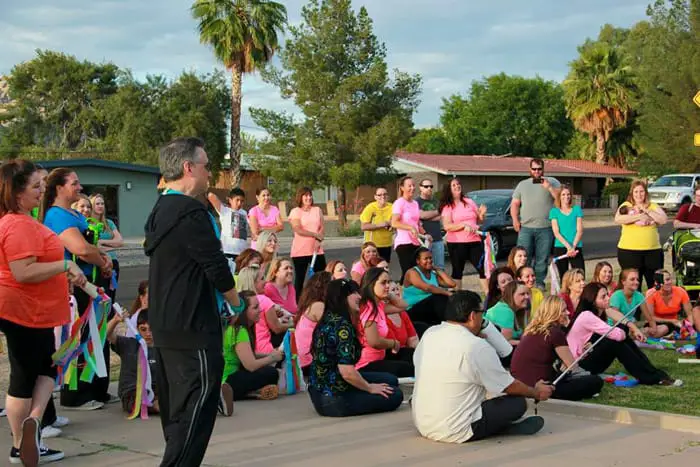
[37,445,65,463]
[9,447,21,464]
[20,416,40,467]
[218,383,234,417]
[503,416,545,436]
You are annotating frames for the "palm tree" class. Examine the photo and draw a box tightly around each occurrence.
[563,41,636,165]
[192,0,287,186]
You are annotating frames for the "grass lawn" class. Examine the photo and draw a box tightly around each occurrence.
[587,346,700,416]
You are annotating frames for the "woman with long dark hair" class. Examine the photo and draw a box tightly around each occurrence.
[42,168,114,410]
[485,281,530,345]
[439,178,488,293]
[356,268,414,377]
[0,160,88,464]
[567,283,681,386]
[294,272,332,375]
[484,266,515,311]
[308,279,403,417]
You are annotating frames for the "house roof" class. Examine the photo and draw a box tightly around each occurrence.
[394,152,637,178]
[34,159,161,175]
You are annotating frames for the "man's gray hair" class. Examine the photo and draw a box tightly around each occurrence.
[159,137,205,182]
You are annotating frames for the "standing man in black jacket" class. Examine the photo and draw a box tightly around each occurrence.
[144,137,242,467]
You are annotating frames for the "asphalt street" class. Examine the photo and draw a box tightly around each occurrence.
[114,224,674,306]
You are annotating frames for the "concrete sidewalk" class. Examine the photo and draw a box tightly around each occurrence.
[9,393,699,466]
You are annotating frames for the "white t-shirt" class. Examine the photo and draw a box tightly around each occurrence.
[411,322,514,443]
[218,206,249,255]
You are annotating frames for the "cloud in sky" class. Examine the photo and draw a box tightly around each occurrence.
[2,0,650,136]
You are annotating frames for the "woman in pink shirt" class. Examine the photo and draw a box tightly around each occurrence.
[567,283,679,386]
[351,242,378,284]
[439,179,488,293]
[248,188,283,249]
[288,187,326,295]
[263,258,298,351]
[294,272,332,376]
[391,176,428,283]
[356,268,414,377]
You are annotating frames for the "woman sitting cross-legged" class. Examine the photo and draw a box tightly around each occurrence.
[356,268,414,377]
[485,281,530,346]
[402,247,456,327]
[609,268,658,335]
[567,283,682,386]
[294,272,332,377]
[645,269,699,337]
[511,296,603,401]
[386,281,420,353]
[220,291,283,413]
[308,279,403,417]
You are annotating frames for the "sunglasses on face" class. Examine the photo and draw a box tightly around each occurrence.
[421,185,433,189]
[530,167,543,172]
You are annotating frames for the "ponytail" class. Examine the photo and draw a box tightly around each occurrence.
[40,168,74,222]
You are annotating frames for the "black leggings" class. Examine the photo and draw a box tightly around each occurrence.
[617,248,664,290]
[580,333,669,385]
[377,247,392,264]
[447,241,485,280]
[552,374,603,401]
[396,244,420,283]
[224,366,278,400]
[292,254,327,296]
[360,354,414,377]
[60,287,111,407]
[552,246,585,279]
[469,396,527,442]
[407,294,449,327]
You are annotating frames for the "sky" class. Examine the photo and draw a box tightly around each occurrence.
[1,0,651,137]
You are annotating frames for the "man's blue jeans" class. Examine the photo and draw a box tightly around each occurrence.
[431,240,445,270]
[517,227,553,288]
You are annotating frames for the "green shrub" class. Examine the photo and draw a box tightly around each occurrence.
[337,220,362,237]
[602,181,631,201]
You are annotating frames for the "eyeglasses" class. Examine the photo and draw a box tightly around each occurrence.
[421,185,433,189]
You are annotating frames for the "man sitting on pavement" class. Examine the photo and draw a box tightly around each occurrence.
[411,291,554,443]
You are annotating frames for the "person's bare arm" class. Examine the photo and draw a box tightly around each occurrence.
[572,217,583,250]
[290,217,320,239]
[59,228,105,266]
[645,206,667,225]
[510,198,521,232]
[435,269,457,289]
[237,340,283,372]
[99,227,124,249]
[9,257,67,283]
[364,321,399,351]
[504,379,553,401]
[266,307,290,334]
[405,269,451,296]
[206,192,223,214]
[554,345,577,368]
[674,219,700,229]
[107,314,123,344]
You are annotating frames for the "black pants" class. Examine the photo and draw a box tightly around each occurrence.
[396,244,420,283]
[224,366,278,400]
[580,333,669,385]
[309,372,402,417]
[377,247,392,264]
[361,357,414,377]
[292,254,327,296]
[407,294,449,327]
[469,396,527,442]
[60,287,111,407]
[447,241,485,280]
[552,374,603,401]
[552,247,586,279]
[617,248,664,290]
[154,347,223,467]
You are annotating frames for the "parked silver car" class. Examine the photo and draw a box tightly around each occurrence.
[648,174,700,211]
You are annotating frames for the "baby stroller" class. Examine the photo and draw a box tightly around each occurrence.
[670,229,700,303]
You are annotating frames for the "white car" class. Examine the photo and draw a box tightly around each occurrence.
[648,174,700,211]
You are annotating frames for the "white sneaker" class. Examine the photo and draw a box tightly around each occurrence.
[0,408,5,417]
[41,426,62,439]
[51,416,69,428]
[64,400,104,411]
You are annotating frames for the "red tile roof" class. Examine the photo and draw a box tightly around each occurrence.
[395,152,637,177]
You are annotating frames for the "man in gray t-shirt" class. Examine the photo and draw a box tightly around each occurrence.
[510,158,561,288]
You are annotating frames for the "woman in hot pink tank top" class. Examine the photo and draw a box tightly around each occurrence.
[248,188,283,249]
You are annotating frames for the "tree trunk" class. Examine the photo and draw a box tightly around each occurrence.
[595,129,607,165]
[229,61,243,187]
[338,186,347,229]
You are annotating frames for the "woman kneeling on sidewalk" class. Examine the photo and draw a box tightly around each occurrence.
[308,279,403,417]
[511,296,603,401]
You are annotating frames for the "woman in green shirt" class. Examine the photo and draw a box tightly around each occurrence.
[485,281,531,346]
[220,291,284,416]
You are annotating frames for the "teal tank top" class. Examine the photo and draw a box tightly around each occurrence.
[403,267,439,309]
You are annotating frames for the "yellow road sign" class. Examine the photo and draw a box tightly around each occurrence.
[694,91,700,108]
[695,133,700,146]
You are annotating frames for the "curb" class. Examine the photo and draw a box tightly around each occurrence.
[527,399,700,434]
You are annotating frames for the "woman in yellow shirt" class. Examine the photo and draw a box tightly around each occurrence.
[614,180,667,290]
[359,188,394,263]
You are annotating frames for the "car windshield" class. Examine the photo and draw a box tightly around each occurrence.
[651,176,694,188]
[468,193,510,212]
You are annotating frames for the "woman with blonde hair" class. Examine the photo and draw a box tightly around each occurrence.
[559,268,585,320]
[255,230,279,273]
[263,258,298,350]
[549,185,585,277]
[507,247,528,276]
[351,242,379,284]
[511,296,603,401]
[90,193,123,300]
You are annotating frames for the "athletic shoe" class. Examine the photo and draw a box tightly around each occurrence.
[51,416,70,428]
[660,378,684,387]
[503,416,545,436]
[218,383,234,417]
[63,400,104,411]
[19,416,40,467]
[253,384,279,401]
[99,394,120,404]
[0,408,6,417]
[40,426,62,439]
[10,445,65,465]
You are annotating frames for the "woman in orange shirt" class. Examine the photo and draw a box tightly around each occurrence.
[0,160,86,465]
[646,269,699,338]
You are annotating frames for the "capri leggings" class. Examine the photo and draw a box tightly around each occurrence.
[0,318,56,398]
[447,241,485,280]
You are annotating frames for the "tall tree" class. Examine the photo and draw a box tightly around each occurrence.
[251,0,421,226]
[192,0,287,186]
[563,41,636,165]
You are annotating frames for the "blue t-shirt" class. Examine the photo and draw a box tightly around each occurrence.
[43,206,93,276]
[549,205,583,248]
[609,289,645,323]
[98,219,119,259]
